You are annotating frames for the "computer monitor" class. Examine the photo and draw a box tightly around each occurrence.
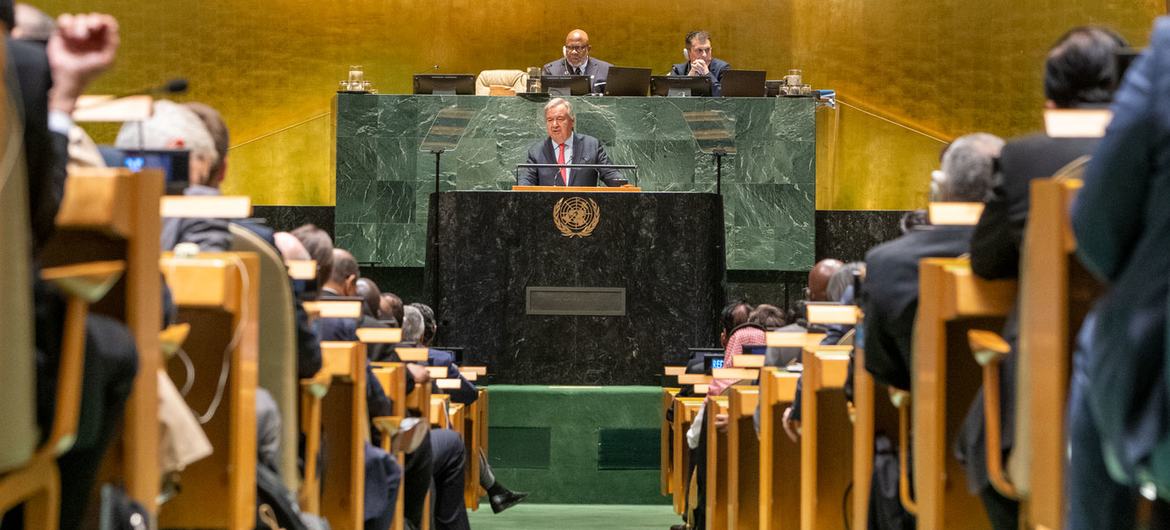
[650,75,712,97]
[703,353,726,374]
[765,80,783,97]
[603,67,651,96]
[740,344,767,356]
[542,75,592,96]
[720,70,767,97]
[413,74,476,95]
[100,146,190,193]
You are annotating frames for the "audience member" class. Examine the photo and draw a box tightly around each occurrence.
[961,26,1128,530]
[379,292,404,326]
[1067,20,1170,530]
[670,30,731,96]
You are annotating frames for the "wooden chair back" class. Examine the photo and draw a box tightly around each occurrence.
[727,386,761,530]
[800,346,853,530]
[705,395,731,530]
[158,252,260,530]
[317,341,368,530]
[1017,178,1100,529]
[911,258,1015,529]
[758,367,801,530]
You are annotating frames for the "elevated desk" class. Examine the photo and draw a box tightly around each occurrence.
[426,189,724,385]
[335,94,816,272]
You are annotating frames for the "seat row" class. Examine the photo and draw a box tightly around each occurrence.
[661,176,1087,530]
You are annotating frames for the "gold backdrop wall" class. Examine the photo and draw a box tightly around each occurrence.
[40,0,1162,208]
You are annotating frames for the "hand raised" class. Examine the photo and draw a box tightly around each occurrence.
[47,13,120,113]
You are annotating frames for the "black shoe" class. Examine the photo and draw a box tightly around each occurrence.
[669,525,688,530]
[489,488,529,514]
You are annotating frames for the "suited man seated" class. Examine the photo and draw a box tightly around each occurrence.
[542,28,612,93]
[670,30,731,97]
[517,97,625,187]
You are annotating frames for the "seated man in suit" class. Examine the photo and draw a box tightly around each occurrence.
[542,28,612,93]
[962,26,1128,530]
[670,30,731,97]
[516,97,625,187]
[864,133,1003,392]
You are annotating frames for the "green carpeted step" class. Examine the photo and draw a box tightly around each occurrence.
[467,503,679,529]
[485,385,669,505]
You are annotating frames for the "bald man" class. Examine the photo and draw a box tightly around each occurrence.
[808,259,844,302]
[542,29,613,93]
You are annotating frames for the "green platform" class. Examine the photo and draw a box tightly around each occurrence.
[467,503,678,529]
[484,385,668,505]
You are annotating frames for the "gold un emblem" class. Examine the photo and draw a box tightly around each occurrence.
[552,196,600,238]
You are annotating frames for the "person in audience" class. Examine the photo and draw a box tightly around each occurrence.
[5,8,140,529]
[292,224,334,292]
[272,231,322,379]
[379,291,404,326]
[541,29,612,93]
[863,132,1004,392]
[782,260,863,442]
[670,30,731,97]
[404,302,529,514]
[516,97,625,187]
[1066,20,1170,529]
[962,26,1128,530]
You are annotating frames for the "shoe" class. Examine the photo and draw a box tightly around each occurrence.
[489,488,529,514]
[669,524,688,530]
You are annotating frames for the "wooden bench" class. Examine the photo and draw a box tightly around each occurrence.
[158,252,260,530]
[464,385,490,510]
[369,363,410,530]
[726,386,761,530]
[671,396,706,515]
[705,395,732,530]
[800,346,853,530]
[316,341,369,530]
[661,387,682,497]
[850,339,902,529]
[758,367,801,530]
[44,167,164,515]
[1014,177,1100,530]
[911,257,1016,529]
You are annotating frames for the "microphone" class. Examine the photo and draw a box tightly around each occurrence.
[109,78,188,99]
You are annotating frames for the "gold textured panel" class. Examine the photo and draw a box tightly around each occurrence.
[39,0,1161,207]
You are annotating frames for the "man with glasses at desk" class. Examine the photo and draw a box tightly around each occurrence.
[542,29,612,93]
[517,98,625,187]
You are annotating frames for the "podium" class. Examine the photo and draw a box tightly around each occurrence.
[425,189,724,385]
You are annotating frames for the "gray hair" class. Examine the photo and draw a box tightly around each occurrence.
[935,133,1004,202]
[115,100,219,183]
[827,262,866,303]
[401,305,425,343]
[543,97,574,120]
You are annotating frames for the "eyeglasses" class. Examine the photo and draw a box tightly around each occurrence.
[565,45,590,53]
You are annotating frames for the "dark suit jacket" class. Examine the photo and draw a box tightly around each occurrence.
[971,133,1099,282]
[8,37,68,254]
[1072,19,1170,482]
[517,133,625,186]
[670,58,731,97]
[542,57,613,93]
[862,225,974,391]
[957,132,1098,493]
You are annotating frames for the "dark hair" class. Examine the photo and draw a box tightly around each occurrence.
[410,302,437,346]
[291,224,333,285]
[355,278,381,318]
[721,300,752,336]
[0,0,13,34]
[328,248,359,286]
[748,304,787,329]
[380,292,404,325]
[1044,26,1129,108]
[685,30,711,49]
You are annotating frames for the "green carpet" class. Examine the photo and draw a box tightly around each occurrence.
[466,503,679,529]
[486,385,669,505]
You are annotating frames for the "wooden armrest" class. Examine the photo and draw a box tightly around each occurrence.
[159,323,191,359]
[40,260,126,302]
[458,370,478,381]
[665,366,687,376]
[396,347,429,362]
[728,355,765,368]
[928,202,984,226]
[435,378,462,390]
[303,300,362,319]
[678,374,711,385]
[892,389,917,515]
[712,367,760,380]
[805,303,860,325]
[968,329,1012,367]
[693,384,710,395]
[286,259,317,280]
[425,366,448,379]
[357,327,403,344]
[160,195,251,219]
[461,366,488,376]
[767,330,806,347]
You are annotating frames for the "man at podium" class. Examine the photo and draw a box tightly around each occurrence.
[517,97,625,187]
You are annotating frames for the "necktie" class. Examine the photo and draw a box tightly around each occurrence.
[557,143,568,186]
[573,66,581,76]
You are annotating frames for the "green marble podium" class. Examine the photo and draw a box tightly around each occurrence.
[334,94,815,270]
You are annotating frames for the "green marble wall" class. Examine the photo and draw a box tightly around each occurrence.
[335,94,815,270]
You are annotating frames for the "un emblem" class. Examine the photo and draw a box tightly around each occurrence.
[552,196,601,238]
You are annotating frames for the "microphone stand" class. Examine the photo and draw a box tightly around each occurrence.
[712,148,727,195]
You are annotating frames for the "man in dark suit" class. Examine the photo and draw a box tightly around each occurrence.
[516,97,625,187]
[963,26,1126,530]
[541,29,612,94]
[670,31,731,97]
[1065,20,1170,529]
[863,133,1004,392]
